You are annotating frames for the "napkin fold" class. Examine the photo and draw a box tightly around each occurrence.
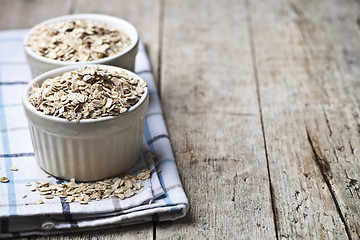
[0,30,188,238]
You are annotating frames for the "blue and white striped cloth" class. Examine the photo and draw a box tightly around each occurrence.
[0,30,188,238]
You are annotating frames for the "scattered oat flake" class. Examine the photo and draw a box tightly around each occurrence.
[10,166,18,171]
[133,182,142,190]
[45,195,54,199]
[25,182,32,186]
[124,189,135,198]
[116,193,125,200]
[136,170,151,181]
[34,199,44,205]
[124,179,132,189]
[0,177,9,183]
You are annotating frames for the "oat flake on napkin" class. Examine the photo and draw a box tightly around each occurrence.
[0,29,188,238]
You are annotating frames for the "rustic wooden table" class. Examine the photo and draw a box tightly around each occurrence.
[1,0,360,239]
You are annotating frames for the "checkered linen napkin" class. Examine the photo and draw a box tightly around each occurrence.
[0,29,188,238]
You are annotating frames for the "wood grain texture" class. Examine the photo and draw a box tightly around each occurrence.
[156,0,277,239]
[30,223,153,240]
[74,0,161,83]
[248,0,360,239]
[288,0,360,238]
[0,0,359,239]
[0,0,73,30]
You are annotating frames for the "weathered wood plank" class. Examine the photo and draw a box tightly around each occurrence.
[1,0,359,239]
[74,0,161,83]
[156,0,277,239]
[0,0,73,30]
[248,0,359,238]
[30,223,153,240]
[288,0,360,238]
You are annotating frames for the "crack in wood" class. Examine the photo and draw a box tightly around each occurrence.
[345,170,360,199]
[245,0,279,238]
[322,108,333,138]
[203,157,239,163]
[153,221,157,240]
[232,173,238,209]
[349,140,357,156]
[269,183,280,240]
[306,129,332,180]
[306,128,353,240]
[157,0,165,99]
[295,198,304,212]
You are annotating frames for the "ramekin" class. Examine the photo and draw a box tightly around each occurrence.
[23,14,139,78]
[22,65,149,182]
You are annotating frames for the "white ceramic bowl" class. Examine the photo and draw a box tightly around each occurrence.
[22,65,149,181]
[24,14,139,78]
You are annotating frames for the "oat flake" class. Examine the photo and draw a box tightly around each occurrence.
[10,166,18,171]
[0,177,9,183]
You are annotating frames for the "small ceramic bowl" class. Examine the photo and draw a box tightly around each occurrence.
[22,65,149,182]
[24,14,139,78]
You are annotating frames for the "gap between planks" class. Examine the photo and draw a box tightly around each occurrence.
[245,0,279,239]
[306,129,352,240]
[156,0,165,101]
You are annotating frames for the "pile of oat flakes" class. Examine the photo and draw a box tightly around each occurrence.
[26,19,131,62]
[31,170,151,204]
[1,165,151,204]
[28,66,146,121]
[1,154,158,205]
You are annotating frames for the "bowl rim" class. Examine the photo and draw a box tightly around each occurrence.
[22,64,149,124]
[23,13,139,65]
